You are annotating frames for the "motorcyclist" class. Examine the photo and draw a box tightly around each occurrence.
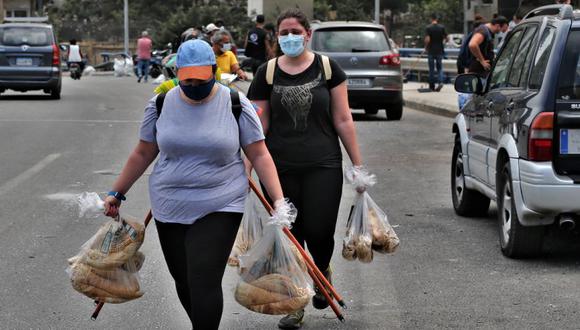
[67,39,84,72]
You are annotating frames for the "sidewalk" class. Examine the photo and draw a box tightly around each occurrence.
[403,82,459,118]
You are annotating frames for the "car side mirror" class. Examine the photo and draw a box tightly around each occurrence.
[454,73,484,94]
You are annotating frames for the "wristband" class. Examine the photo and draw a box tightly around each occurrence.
[107,191,126,201]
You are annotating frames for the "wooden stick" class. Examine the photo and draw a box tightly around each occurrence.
[247,178,347,311]
[91,210,153,320]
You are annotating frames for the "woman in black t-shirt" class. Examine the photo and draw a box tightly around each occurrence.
[247,8,365,330]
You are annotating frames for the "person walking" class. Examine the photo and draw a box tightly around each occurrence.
[467,16,508,77]
[244,14,272,75]
[247,8,366,330]
[136,31,152,83]
[211,30,248,80]
[424,14,447,91]
[104,39,290,329]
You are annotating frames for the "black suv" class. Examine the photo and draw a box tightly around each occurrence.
[453,4,580,258]
[0,18,62,99]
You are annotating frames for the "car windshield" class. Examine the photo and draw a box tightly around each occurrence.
[0,27,52,46]
[558,30,580,101]
[312,28,390,53]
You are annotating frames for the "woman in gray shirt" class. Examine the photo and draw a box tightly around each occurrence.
[103,39,288,329]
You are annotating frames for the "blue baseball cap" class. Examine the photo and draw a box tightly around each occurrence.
[176,39,216,81]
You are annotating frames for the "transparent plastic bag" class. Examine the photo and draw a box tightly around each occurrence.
[234,214,313,315]
[343,192,399,263]
[67,215,146,304]
[228,194,266,267]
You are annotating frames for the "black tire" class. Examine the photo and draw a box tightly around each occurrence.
[386,103,403,120]
[497,162,544,258]
[364,107,379,115]
[149,66,162,79]
[451,140,490,217]
[50,84,61,100]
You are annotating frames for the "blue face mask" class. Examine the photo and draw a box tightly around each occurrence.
[179,78,215,101]
[278,33,305,57]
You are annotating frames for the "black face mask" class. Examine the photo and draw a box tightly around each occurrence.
[179,78,215,101]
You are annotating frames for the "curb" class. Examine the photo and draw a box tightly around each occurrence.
[404,99,458,118]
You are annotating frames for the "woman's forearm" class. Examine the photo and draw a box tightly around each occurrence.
[112,144,158,194]
[335,119,363,166]
[250,152,283,202]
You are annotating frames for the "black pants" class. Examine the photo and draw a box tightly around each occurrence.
[155,212,242,330]
[263,167,343,272]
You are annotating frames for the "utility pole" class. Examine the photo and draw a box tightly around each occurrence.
[0,0,4,24]
[124,0,129,55]
[374,0,380,24]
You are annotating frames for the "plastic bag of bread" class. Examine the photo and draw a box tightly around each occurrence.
[228,194,266,267]
[234,200,313,315]
[342,194,374,263]
[366,194,399,254]
[67,216,146,304]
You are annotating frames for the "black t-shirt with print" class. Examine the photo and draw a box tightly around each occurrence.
[245,27,267,60]
[247,54,347,172]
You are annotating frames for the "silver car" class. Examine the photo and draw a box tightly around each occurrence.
[308,21,403,120]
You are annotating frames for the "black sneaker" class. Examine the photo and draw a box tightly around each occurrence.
[435,84,444,92]
[312,267,332,310]
[278,309,305,330]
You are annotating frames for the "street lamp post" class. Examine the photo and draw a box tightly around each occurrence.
[124,0,129,56]
[374,0,379,24]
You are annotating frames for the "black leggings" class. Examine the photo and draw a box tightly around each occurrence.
[263,167,343,272]
[155,212,242,330]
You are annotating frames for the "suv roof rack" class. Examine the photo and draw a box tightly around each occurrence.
[524,4,573,20]
[2,16,49,23]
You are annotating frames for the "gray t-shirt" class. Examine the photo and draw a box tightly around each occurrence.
[140,84,265,224]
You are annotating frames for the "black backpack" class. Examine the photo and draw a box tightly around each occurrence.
[155,89,242,122]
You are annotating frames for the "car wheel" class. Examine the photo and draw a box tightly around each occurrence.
[451,139,490,216]
[50,85,61,100]
[364,107,379,115]
[497,162,544,258]
[386,103,403,120]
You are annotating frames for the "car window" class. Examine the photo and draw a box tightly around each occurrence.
[489,29,524,90]
[507,25,538,87]
[0,26,52,46]
[529,27,556,90]
[311,28,390,52]
[557,30,580,100]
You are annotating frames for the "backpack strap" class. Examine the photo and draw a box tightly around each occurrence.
[230,89,242,122]
[155,93,166,117]
[320,54,332,81]
[265,58,277,85]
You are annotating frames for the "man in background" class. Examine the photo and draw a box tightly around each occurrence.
[244,14,272,75]
[424,14,447,92]
[136,31,152,83]
[468,16,509,77]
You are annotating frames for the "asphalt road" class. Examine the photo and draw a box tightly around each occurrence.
[1,76,580,329]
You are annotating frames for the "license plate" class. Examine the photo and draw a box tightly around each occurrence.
[560,129,580,154]
[16,57,32,66]
[347,78,371,87]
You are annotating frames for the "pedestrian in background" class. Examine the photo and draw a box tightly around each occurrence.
[211,30,248,80]
[264,22,278,58]
[248,8,365,330]
[203,23,220,46]
[67,39,84,71]
[468,16,508,77]
[104,39,289,329]
[424,14,447,92]
[244,14,272,75]
[136,31,152,83]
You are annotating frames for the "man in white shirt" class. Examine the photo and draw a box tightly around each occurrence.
[67,39,84,71]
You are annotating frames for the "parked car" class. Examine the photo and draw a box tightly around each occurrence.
[452,4,580,258]
[0,17,62,99]
[309,21,403,119]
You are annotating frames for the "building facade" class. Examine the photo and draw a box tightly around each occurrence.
[247,0,313,22]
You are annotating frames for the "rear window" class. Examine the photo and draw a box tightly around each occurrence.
[558,29,580,101]
[312,28,390,53]
[0,27,53,46]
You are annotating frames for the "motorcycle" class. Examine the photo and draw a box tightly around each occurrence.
[132,47,171,79]
[69,62,82,80]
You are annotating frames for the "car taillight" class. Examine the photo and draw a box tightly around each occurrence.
[52,44,60,66]
[528,112,554,161]
[380,52,400,66]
